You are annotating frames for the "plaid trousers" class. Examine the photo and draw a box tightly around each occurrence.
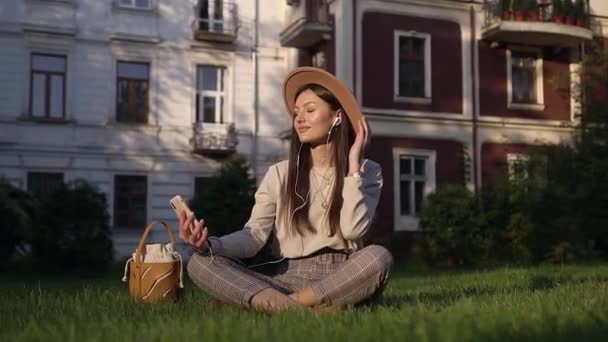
[186,244,393,308]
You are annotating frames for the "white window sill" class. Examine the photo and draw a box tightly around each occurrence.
[25,0,77,8]
[394,216,420,232]
[394,96,432,105]
[112,3,157,15]
[507,102,546,112]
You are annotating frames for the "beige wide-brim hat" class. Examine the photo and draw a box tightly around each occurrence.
[282,67,363,134]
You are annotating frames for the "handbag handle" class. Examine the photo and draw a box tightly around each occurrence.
[134,221,177,263]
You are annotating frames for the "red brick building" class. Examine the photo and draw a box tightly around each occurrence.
[280,0,602,251]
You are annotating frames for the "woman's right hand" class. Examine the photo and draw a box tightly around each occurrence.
[178,210,209,252]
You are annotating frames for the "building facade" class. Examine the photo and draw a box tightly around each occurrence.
[0,0,297,257]
[280,0,608,250]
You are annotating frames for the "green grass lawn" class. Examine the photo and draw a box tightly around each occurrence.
[1,263,607,341]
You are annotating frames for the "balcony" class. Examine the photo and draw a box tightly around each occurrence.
[481,0,593,47]
[193,0,238,43]
[192,122,238,156]
[280,0,332,48]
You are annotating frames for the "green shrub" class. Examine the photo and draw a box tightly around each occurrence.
[418,185,489,266]
[0,179,37,267]
[189,156,257,237]
[30,179,113,272]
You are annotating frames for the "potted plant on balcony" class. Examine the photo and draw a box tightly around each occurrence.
[526,0,540,21]
[563,0,576,25]
[501,0,512,20]
[552,0,565,24]
[513,0,526,21]
[574,0,587,27]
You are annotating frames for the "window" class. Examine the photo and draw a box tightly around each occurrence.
[507,153,547,185]
[507,49,544,110]
[27,172,64,196]
[507,153,530,182]
[117,0,152,10]
[393,148,436,231]
[196,66,225,123]
[114,175,147,228]
[116,61,149,124]
[394,31,431,104]
[199,0,224,32]
[30,54,66,119]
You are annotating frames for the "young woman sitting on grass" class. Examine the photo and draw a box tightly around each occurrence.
[179,67,393,312]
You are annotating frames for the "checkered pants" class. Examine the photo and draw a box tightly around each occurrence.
[186,244,393,308]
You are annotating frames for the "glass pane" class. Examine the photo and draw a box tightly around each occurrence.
[214,0,223,19]
[400,157,411,175]
[200,0,209,20]
[219,96,224,123]
[512,69,536,103]
[114,175,147,228]
[135,0,149,8]
[135,81,148,123]
[50,75,64,118]
[32,73,46,117]
[117,62,148,80]
[218,68,224,91]
[116,79,129,121]
[203,97,216,123]
[32,55,65,72]
[414,158,426,176]
[400,181,411,215]
[119,0,132,6]
[414,181,425,214]
[27,172,63,196]
[198,66,218,91]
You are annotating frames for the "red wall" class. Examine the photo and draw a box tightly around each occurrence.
[361,12,463,113]
[367,137,465,237]
[479,41,572,120]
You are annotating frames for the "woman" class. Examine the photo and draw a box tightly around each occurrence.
[180,67,393,311]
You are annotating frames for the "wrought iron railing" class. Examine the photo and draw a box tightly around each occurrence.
[482,0,590,28]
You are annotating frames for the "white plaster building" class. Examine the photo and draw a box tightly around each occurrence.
[0,0,297,257]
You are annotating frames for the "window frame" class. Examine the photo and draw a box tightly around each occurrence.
[115,60,150,124]
[195,65,226,124]
[29,53,67,120]
[392,148,436,231]
[507,47,545,111]
[393,30,432,105]
[113,175,148,230]
[116,0,153,10]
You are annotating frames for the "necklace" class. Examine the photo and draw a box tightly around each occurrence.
[311,168,334,209]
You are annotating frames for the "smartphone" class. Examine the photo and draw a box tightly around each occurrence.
[170,195,195,233]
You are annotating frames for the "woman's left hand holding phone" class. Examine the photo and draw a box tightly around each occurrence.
[178,210,209,253]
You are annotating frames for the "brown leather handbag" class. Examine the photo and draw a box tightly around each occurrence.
[121,221,184,303]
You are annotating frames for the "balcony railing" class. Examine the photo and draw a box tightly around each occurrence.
[481,0,592,47]
[193,0,238,43]
[192,122,238,156]
[280,0,332,48]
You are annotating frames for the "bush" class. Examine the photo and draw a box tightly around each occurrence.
[418,185,489,266]
[30,179,113,272]
[0,179,37,267]
[190,156,257,237]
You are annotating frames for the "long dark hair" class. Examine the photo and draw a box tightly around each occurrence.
[279,83,356,240]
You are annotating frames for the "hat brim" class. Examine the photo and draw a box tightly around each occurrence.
[283,67,363,135]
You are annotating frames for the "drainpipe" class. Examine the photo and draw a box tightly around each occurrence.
[352,0,357,92]
[251,0,259,180]
[470,4,479,193]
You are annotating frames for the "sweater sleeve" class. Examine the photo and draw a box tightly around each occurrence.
[208,164,279,259]
[339,160,383,241]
